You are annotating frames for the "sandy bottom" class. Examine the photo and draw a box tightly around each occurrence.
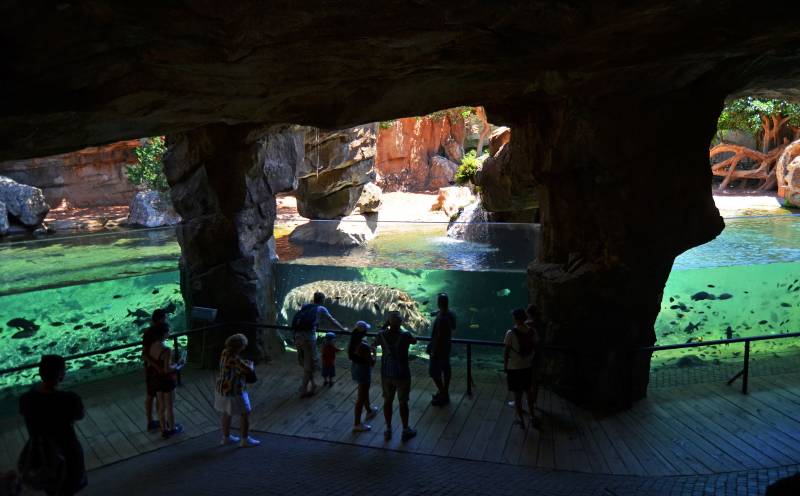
[712,194,793,217]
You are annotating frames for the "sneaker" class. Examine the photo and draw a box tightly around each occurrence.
[240,436,261,447]
[171,424,184,435]
[147,420,161,431]
[221,434,241,445]
[365,406,379,420]
[352,424,372,433]
[384,429,392,441]
[401,428,417,442]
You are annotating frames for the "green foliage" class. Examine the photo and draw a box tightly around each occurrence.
[379,120,396,129]
[126,137,168,191]
[455,149,487,185]
[717,97,800,138]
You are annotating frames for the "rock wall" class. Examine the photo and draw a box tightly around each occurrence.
[376,113,465,192]
[165,124,302,364]
[0,140,140,207]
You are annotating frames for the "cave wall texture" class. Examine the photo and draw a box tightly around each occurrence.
[4,1,800,408]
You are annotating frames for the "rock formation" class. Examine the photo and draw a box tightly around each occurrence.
[126,190,182,228]
[0,176,50,228]
[355,182,382,214]
[785,157,800,208]
[427,156,459,190]
[280,281,429,334]
[288,217,378,247]
[0,140,140,207]
[165,124,303,363]
[376,112,465,191]
[2,1,795,409]
[432,186,475,218]
[474,128,538,214]
[295,125,377,219]
[0,202,8,236]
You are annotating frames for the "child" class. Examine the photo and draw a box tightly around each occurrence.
[349,321,379,432]
[214,333,260,447]
[321,332,342,386]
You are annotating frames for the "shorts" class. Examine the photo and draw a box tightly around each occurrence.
[381,376,411,404]
[351,363,372,385]
[428,356,451,379]
[158,374,177,393]
[214,391,252,416]
[145,368,160,396]
[506,367,533,393]
[321,365,335,378]
[296,339,319,375]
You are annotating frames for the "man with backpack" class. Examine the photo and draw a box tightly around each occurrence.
[504,308,539,429]
[375,311,418,442]
[428,293,456,406]
[292,291,347,398]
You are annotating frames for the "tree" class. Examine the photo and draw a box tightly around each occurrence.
[126,136,169,191]
[710,98,800,190]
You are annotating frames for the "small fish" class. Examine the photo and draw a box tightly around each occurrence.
[496,288,511,297]
[707,284,715,288]
[469,307,479,312]
[781,302,791,307]
[717,293,733,300]
[421,300,429,306]
[12,329,36,339]
[113,295,122,299]
[152,289,160,295]
[469,324,480,329]
[126,309,149,319]
[691,291,715,301]
[7,318,39,332]
[669,297,674,303]
[759,320,768,325]
[49,322,64,327]
[73,325,83,330]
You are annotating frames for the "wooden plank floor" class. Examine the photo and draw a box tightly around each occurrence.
[1,355,799,477]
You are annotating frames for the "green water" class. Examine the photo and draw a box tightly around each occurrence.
[1,217,799,394]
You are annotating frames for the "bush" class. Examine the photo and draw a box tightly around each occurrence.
[455,149,487,185]
[126,137,168,191]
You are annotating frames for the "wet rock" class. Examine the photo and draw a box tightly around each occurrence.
[127,190,181,228]
[447,201,488,242]
[0,201,8,236]
[473,131,537,213]
[0,176,50,227]
[355,182,382,214]
[289,216,378,247]
[432,186,475,218]
[280,280,429,334]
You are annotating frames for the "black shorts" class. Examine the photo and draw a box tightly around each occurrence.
[506,367,533,393]
[158,374,177,393]
[428,356,451,379]
[145,368,160,397]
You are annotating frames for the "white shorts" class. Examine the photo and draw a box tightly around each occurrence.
[214,391,251,416]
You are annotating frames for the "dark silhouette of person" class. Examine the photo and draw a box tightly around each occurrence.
[375,311,418,442]
[142,309,167,431]
[19,355,86,496]
[428,293,456,406]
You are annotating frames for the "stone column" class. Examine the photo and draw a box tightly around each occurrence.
[506,90,725,409]
[165,124,301,363]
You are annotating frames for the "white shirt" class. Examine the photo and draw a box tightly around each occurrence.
[504,328,534,370]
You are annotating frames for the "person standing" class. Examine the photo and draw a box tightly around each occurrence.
[428,293,456,406]
[214,334,260,447]
[348,321,379,432]
[291,291,347,398]
[504,308,538,428]
[142,309,167,431]
[19,355,86,496]
[148,323,184,439]
[375,311,418,442]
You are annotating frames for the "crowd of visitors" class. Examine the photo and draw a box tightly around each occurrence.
[11,289,542,496]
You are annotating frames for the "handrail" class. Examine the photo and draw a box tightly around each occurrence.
[1,319,797,396]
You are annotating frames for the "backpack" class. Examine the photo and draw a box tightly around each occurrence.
[292,304,319,333]
[513,327,536,359]
[18,435,66,493]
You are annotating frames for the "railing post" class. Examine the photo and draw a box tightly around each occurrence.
[173,335,182,386]
[742,340,750,395]
[466,343,473,397]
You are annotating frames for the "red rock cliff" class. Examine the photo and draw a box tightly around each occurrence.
[376,113,465,192]
[0,140,141,207]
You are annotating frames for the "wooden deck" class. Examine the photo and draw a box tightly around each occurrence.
[2,355,800,477]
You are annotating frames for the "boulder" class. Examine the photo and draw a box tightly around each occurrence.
[446,201,488,242]
[280,280,429,334]
[356,182,382,213]
[288,215,378,247]
[443,135,464,163]
[473,137,538,213]
[432,186,475,218]
[489,126,511,156]
[427,155,458,190]
[785,156,800,208]
[0,201,8,236]
[295,124,376,219]
[0,175,50,226]
[127,190,181,228]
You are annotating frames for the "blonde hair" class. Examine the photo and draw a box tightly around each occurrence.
[224,333,248,352]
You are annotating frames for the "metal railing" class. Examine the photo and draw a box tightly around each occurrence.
[0,319,797,397]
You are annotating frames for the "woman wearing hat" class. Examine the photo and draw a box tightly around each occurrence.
[348,321,379,432]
